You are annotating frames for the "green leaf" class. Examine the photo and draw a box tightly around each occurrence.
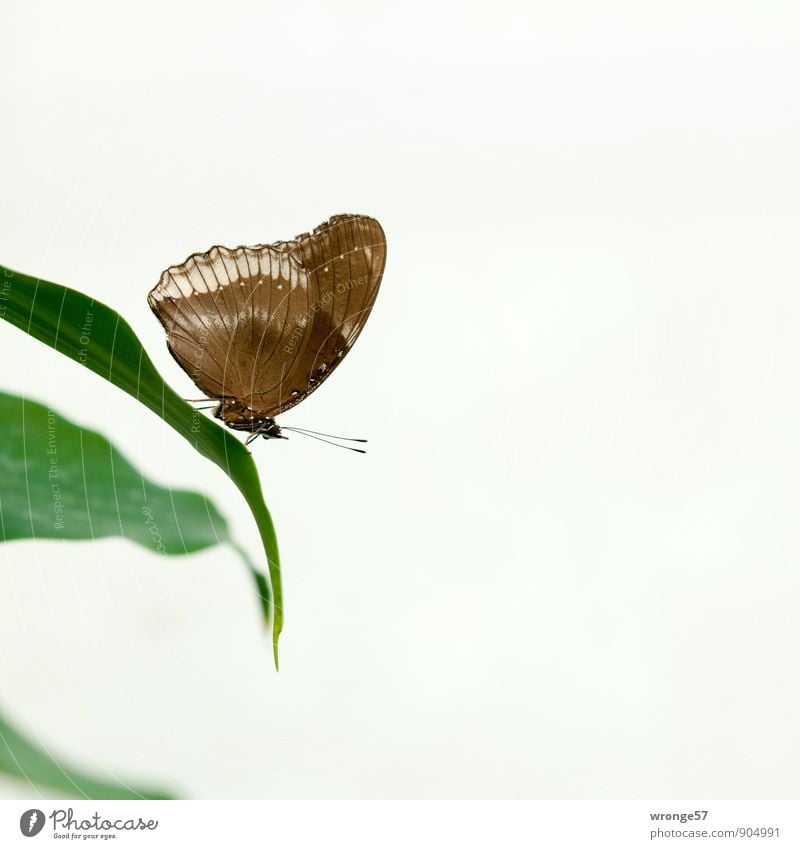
[0,389,269,797]
[0,264,282,666]
[0,390,271,626]
[0,709,172,799]
[0,390,227,552]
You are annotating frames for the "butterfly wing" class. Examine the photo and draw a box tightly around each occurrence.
[148,213,386,417]
[148,243,310,406]
[252,213,387,416]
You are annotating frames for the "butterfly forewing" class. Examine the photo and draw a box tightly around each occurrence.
[148,214,386,421]
[261,214,387,414]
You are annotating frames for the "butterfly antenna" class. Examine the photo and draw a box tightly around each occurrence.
[283,428,366,454]
[282,426,367,443]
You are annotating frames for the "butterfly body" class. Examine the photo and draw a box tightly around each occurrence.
[212,399,283,439]
[148,214,386,444]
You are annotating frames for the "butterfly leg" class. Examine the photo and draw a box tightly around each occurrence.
[245,421,270,445]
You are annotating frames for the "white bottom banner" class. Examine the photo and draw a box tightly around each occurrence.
[1,800,797,848]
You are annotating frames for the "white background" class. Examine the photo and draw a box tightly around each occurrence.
[1,0,799,799]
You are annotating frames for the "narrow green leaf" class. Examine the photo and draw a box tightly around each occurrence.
[0,390,229,553]
[0,390,270,616]
[0,264,282,666]
[0,709,172,799]
[0,393,269,798]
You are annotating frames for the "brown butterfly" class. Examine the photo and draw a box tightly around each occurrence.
[148,214,386,449]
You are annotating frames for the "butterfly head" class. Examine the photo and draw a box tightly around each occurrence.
[214,399,284,440]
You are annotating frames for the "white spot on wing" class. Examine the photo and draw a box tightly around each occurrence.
[163,274,195,298]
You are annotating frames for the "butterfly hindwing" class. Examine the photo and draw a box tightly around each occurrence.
[148,245,309,407]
